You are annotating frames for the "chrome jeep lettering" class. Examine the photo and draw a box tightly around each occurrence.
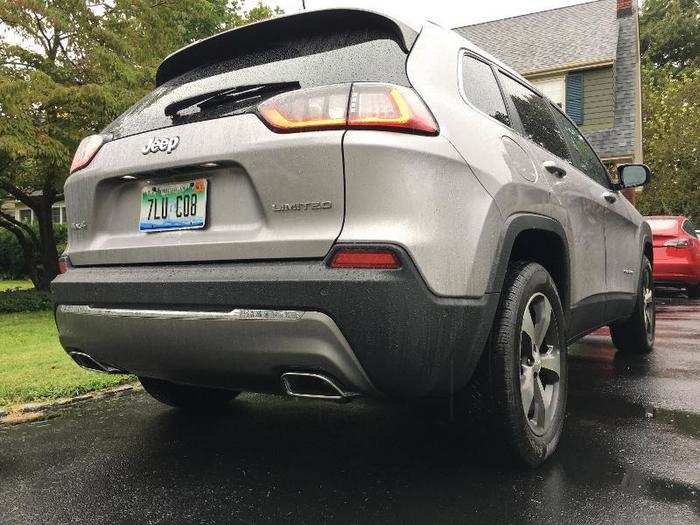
[142,136,180,155]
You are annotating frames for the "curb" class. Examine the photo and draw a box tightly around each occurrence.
[0,383,142,427]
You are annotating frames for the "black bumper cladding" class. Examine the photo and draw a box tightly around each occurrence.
[52,246,499,398]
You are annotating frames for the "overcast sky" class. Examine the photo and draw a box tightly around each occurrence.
[242,0,604,27]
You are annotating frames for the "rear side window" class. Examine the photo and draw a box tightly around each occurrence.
[550,107,611,188]
[498,73,570,161]
[105,28,410,140]
[461,55,510,126]
[683,220,698,238]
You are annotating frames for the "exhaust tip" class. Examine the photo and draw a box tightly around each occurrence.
[281,372,356,402]
[68,351,122,374]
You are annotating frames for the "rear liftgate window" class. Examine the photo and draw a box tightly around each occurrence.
[105,28,411,140]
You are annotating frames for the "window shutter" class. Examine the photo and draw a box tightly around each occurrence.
[565,72,584,125]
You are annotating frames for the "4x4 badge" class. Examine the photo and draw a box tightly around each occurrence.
[142,136,180,155]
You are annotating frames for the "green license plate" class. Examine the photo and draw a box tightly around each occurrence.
[139,179,208,232]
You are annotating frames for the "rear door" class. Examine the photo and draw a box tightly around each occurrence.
[549,108,641,306]
[65,16,413,266]
[497,73,607,334]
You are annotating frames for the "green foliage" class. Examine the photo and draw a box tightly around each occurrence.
[640,0,699,71]
[637,66,700,219]
[0,288,52,313]
[638,0,700,220]
[0,223,68,279]
[0,1,282,288]
[0,229,24,279]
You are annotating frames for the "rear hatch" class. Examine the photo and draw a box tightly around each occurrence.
[65,10,416,266]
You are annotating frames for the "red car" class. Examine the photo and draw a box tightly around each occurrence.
[645,216,700,298]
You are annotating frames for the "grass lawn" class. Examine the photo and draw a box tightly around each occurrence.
[0,311,134,408]
[0,280,34,292]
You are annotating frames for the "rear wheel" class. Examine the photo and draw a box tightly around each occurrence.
[459,262,567,467]
[610,257,655,353]
[139,376,239,409]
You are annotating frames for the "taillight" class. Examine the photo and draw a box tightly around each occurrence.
[664,239,690,248]
[70,134,109,174]
[329,249,402,269]
[257,83,438,135]
[258,85,350,132]
[348,83,438,134]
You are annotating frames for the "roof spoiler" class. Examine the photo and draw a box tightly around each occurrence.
[155,9,420,87]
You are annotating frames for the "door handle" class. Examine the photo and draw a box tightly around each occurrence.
[603,192,618,204]
[543,161,566,178]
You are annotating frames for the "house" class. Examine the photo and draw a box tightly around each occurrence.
[0,198,67,226]
[455,0,643,173]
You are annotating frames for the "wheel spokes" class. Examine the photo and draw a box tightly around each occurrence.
[521,365,535,415]
[540,345,561,379]
[533,375,547,428]
[522,307,536,344]
[520,292,561,436]
[531,297,552,350]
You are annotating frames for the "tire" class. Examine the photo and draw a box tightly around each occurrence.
[610,256,655,354]
[139,376,239,409]
[688,284,700,299]
[458,262,568,468]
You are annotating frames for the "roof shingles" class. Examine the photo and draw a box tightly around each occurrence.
[454,0,619,74]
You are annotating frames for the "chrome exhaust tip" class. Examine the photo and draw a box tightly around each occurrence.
[281,372,356,402]
[68,351,123,374]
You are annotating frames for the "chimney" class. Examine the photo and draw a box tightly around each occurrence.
[617,0,635,17]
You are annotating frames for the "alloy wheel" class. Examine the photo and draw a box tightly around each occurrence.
[643,268,655,342]
[519,293,562,436]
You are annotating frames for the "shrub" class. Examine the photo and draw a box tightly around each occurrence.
[0,288,53,313]
[0,223,68,279]
[0,229,25,280]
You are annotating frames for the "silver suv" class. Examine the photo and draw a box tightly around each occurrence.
[53,9,655,466]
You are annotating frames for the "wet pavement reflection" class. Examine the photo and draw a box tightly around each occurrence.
[1,296,698,524]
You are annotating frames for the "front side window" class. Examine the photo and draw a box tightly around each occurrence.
[550,107,611,188]
[461,55,510,126]
[497,73,570,162]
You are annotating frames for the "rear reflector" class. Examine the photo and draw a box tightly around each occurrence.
[329,249,401,269]
[664,239,690,248]
[257,83,438,135]
[70,134,109,174]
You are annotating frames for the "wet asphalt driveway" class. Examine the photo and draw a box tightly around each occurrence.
[1,296,698,524]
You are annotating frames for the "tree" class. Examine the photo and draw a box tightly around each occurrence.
[636,66,700,218]
[639,0,699,71]
[0,1,281,290]
[636,0,700,220]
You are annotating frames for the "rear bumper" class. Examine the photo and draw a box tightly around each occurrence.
[653,259,700,285]
[52,247,499,398]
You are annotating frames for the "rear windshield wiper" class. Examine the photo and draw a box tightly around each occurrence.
[164,81,300,118]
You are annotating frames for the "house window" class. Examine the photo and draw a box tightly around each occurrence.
[18,208,33,224]
[530,75,566,109]
[52,206,61,224]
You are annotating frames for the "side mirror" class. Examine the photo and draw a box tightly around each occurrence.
[617,164,652,189]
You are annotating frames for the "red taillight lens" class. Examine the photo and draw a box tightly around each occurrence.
[258,85,351,132]
[257,83,438,135]
[664,239,690,248]
[70,134,108,174]
[329,249,401,269]
[348,83,438,134]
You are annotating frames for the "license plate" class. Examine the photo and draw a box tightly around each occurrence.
[139,179,208,232]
